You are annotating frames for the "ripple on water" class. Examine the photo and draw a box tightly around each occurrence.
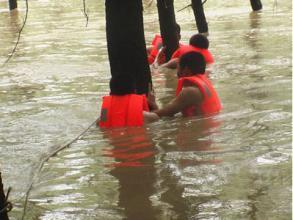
[0,0,292,219]
[194,199,252,220]
[256,152,290,166]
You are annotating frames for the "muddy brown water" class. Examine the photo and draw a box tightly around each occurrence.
[0,0,291,219]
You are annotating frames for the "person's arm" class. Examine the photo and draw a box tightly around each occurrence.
[147,88,159,111]
[153,86,203,117]
[152,47,166,68]
[159,47,180,69]
[160,58,178,69]
[143,111,159,123]
[146,45,154,55]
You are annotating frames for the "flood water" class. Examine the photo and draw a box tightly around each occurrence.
[0,0,291,219]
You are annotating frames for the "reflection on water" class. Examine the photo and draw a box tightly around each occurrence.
[154,117,223,220]
[0,0,291,219]
[103,127,158,220]
[245,11,263,63]
[102,128,157,168]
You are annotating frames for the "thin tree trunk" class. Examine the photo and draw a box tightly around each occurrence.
[191,0,208,33]
[0,173,9,220]
[157,0,179,61]
[105,0,151,95]
[250,0,262,11]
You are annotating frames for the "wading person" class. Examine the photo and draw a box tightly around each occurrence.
[147,23,182,65]
[149,51,221,117]
[161,33,214,69]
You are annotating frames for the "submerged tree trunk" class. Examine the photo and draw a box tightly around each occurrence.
[105,0,151,94]
[157,0,179,61]
[0,173,9,220]
[8,0,17,10]
[250,0,262,11]
[191,0,208,33]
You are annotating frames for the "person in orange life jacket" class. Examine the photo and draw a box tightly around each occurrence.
[147,23,182,65]
[98,76,159,128]
[148,51,221,117]
[161,34,214,69]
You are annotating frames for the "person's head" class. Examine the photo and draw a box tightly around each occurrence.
[189,34,209,49]
[110,75,135,95]
[178,51,206,77]
[175,23,181,41]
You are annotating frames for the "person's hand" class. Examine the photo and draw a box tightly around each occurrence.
[157,47,166,65]
[146,45,154,56]
[152,46,166,68]
[147,86,158,111]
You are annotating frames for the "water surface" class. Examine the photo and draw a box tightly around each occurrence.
[0,0,291,219]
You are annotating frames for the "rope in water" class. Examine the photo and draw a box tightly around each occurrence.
[3,0,90,66]
[2,0,29,66]
[21,117,99,220]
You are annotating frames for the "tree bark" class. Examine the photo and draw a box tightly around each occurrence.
[157,0,179,61]
[191,0,208,33]
[8,0,17,10]
[0,173,9,220]
[105,0,151,95]
[250,0,262,11]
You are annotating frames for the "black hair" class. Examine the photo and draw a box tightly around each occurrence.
[110,75,135,95]
[179,51,206,74]
[189,34,209,49]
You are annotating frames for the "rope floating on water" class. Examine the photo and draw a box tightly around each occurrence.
[21,117,99,220]
[3,0,29,66]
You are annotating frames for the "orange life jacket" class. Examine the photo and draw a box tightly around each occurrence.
[99,94,149,128]
[171,45,214,64]
[148,35,163,64]
[176,75,222,116]
[148,35,184,64]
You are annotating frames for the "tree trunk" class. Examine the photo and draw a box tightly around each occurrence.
[250,0,262,11]
[191,0,208,33]
[105,0,151,95]
[8,0,17,10]
[157,0,179,61]
[0,173,9,220]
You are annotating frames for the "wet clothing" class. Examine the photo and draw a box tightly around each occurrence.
[171,45,214,64]
[148,35,163,64]
[176,74,221,116]
[99,94,149,128]
[148,35,184,64]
